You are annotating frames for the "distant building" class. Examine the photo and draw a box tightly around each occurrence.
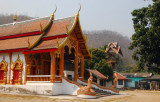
[144,75,160,90]
[113,72,128,89]
[121,73,152,89]
[105,42,123,70]
[84,69,108,86]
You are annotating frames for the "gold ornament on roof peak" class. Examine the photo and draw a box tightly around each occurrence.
[13,14,18,21]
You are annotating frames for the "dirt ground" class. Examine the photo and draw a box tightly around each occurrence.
[0,90,160,102]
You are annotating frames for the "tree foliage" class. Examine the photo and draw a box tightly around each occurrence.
[129,0,160,73]
[84,48,113,81]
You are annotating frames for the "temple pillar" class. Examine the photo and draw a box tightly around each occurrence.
[80,56,84,79]
[50,52,56,83]
[74,41,79,81]
[59,48,64,80]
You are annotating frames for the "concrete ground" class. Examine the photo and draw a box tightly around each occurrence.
[0,90,160,102]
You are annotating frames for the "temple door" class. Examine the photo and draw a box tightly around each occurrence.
[13,70,19,84]
[0,70,4,83]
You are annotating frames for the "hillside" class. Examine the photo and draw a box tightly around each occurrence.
[85,30,135,65]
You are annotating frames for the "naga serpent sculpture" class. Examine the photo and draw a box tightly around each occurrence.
[77,72,96,98]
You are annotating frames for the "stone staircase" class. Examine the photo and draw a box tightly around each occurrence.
[92,87,113,97]
[79,83,116,98]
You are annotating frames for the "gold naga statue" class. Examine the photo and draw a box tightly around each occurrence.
[77,72,96,96]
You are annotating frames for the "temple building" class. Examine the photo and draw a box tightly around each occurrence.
[0,9,119,96]
[105,42,123,70]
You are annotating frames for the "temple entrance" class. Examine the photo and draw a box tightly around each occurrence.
[64,45,75,80]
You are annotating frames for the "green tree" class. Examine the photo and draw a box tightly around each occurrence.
[84,48,113,81]
[129,0,160,73]
[94,59,113,81]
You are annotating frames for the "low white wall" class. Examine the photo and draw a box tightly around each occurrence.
[0,78,80,96]
[62,79,79,95]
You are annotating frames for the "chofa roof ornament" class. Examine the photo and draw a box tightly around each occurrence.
[77,4,81,16]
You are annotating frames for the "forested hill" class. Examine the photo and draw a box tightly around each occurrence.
[85,30,135,64]
[0,14,32,25]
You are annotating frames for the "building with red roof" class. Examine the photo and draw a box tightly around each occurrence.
[105,42,123,70]
[84,69,108,86]
[0,8,93,95]
[113,72,128,88]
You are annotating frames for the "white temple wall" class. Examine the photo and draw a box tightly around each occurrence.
[0,53,10,84]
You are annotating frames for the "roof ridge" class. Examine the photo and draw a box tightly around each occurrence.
[0,16,51,27]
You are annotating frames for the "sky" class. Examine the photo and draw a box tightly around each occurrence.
[0,0,153,38]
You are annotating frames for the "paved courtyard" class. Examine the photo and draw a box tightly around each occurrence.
[0,90,160,102]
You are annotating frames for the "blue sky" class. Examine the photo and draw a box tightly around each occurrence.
[0,0,153,37]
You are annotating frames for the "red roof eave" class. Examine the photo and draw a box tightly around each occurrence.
[22,48,58,54]
[42,34,68,41]
[0,48,29,53]
[0,31,42,40]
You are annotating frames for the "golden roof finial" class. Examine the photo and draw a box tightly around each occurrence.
[77,4,81,16]
[13,14,18,21]
[53,5,57,14]
[51,5,57,20]
[40,23,43,32]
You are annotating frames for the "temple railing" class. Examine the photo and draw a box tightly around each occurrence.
[27,75,50,81]
[26,75,62,82]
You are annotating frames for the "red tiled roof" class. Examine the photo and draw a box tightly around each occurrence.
[0,14,91,59]
[33,37,66,50]
[105,42,123,56]
[114,72,127,80]
[0,35,37,50]
[0,16,51,37]
[44,16,76,37]
[89,69,107,79]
